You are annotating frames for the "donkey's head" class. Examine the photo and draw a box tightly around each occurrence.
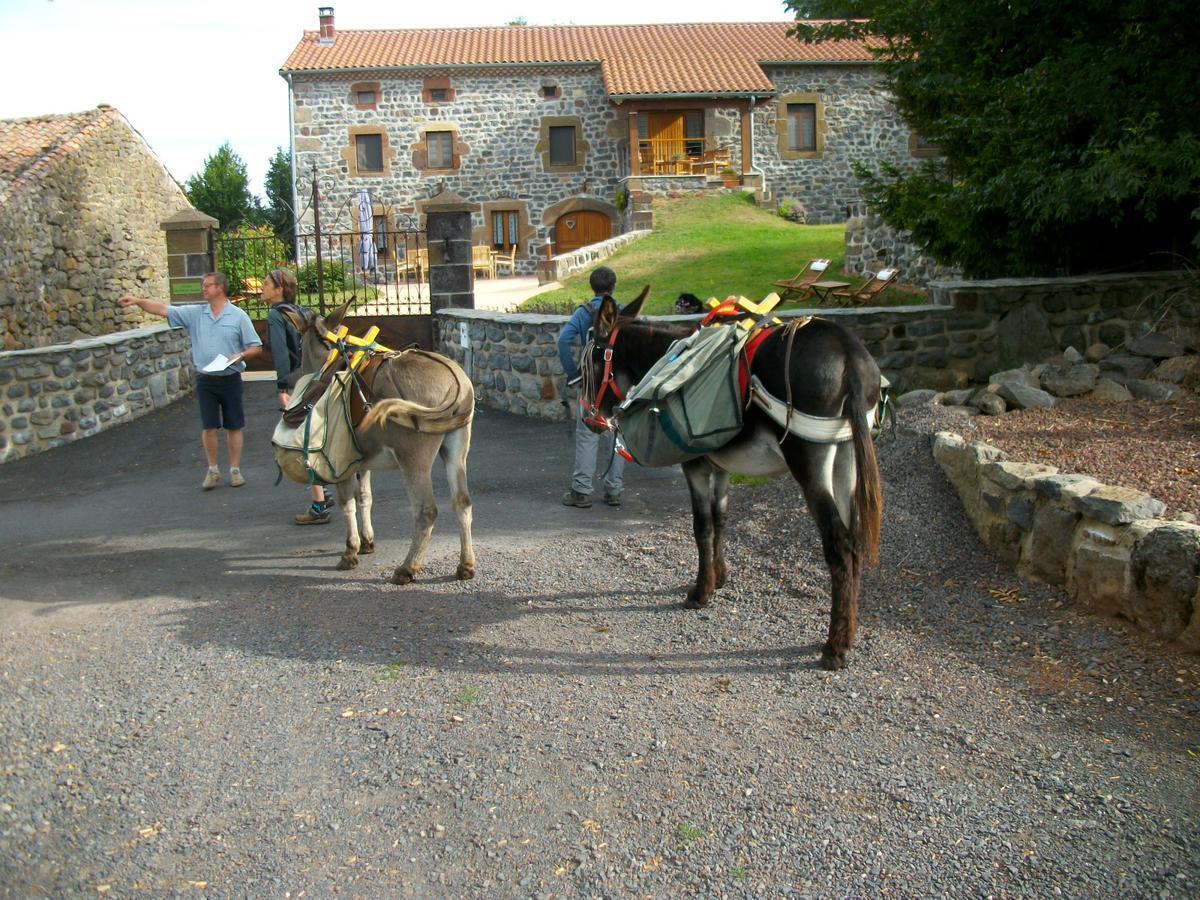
[297,298,356,376]
[580,285,649,432]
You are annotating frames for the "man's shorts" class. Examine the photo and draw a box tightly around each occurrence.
[196,373,245,430]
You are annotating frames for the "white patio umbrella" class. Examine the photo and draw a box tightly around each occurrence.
[357,189,377,273]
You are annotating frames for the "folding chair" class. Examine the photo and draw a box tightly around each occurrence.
[770,258,831,300]
[830,268,900,305]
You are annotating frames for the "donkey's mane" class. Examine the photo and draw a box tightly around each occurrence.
[615,318,695,375]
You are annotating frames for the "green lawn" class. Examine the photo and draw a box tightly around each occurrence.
[519,193,921,316]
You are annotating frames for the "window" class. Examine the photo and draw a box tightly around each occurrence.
[540,84,560,100]
[356,133,383,173]
[373,215,389,253]
[787,103,816,152]
[351,81,380,110]
[422,77,455,103]
[910,132,942,157]
[428,88,448,102]
[549,125,576,166]
[491,210,520,251]
[426,131,453,169]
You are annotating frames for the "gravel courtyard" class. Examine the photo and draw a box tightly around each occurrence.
[1,383,1197,897]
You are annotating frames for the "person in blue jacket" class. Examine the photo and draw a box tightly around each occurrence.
[556,266,626,508]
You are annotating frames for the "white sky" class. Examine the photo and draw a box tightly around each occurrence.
[0,0,795,195]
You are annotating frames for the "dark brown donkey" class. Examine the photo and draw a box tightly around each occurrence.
[582,290,883,669]
[278,300,476,584]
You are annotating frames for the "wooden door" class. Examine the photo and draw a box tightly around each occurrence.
[555,211,611,254]
[648,112,685,170]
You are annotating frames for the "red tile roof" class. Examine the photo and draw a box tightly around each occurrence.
[0,106,120,201]
[280,22,879,97]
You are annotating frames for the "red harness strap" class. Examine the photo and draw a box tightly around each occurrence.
[738,327,775,400]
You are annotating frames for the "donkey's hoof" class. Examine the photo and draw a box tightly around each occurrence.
[337,554,359,571]
[456,564,475,581]
[361,539,375,555]
[683,588,711,609]
[714,562,729,589]
[820,644,847,670]
[391,567,416,585]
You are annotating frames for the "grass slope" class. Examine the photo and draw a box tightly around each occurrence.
[521,193,851,315]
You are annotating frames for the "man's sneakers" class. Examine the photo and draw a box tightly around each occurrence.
[604,493,622,508]
[295,501,333,525]
[561,490,592,508]
[229,468,245,488]
[202,467,221,490]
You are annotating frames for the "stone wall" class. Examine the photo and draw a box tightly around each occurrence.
[845,208,958,286]
[292,67,623,277]
[0,109,191,350]
[433,271,1196,417]
[0,325,192,463]
[535,230,650,286]
[933,432,1200,650]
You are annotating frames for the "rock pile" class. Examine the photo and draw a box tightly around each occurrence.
[897,331,1199,414]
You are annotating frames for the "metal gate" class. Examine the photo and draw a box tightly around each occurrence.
[213,167,432,370]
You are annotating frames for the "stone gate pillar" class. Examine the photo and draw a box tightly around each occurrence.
[160,208,218,302]
[424,189,475,312]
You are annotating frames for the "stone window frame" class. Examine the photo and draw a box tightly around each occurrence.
[539,83,561,101]
[476,200,534,255]
[909,132,943,158]
[340,126,396,177]
[350,81,381,111]
[410,124,467,174]
[537,116,588,173]
[774,92,827,161]
[422,76,456,104]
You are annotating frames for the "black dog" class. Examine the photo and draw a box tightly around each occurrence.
[674,292,704,315]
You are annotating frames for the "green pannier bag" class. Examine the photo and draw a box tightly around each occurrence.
[615,324,749,468]
[271,371,367,485]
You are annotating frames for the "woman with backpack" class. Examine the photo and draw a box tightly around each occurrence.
[262,268,334,525]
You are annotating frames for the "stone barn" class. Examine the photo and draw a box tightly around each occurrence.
[0,105,191,350]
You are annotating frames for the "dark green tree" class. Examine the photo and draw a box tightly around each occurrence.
[185,143,259,232]
[263,146,295,256]
[788,1,1200,277]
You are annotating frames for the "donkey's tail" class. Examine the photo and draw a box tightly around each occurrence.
[360,356,474,434]
[847,375,883,572]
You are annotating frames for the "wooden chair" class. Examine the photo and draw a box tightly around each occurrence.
[770,259,831,300]
[396,247,428,282]
[491,244,517,276]
[471,245,495,279]
[692,147,732,175]
[831,267,900,305]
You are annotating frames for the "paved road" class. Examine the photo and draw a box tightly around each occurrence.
[0,380,683,620]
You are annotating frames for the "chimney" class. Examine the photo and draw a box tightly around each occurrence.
[317,7,335,44]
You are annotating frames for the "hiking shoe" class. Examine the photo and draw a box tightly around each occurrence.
[561,490,592,508]
[604,493,622,508]
[202,468,221,490]
[295,503,332,525]
[229,468,245,488]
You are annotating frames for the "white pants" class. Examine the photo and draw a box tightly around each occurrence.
[571,393,625,496]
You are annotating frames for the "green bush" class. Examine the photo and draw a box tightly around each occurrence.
[295,259,349,294]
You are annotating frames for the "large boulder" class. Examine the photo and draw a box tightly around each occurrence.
[1100,353,1156,381]
[1129,523,1200,639]
[1129,332,1185,359]
[1150,355,1200,389]
[1039,362,1100,398]
[995,380,1057,410]
[1088,378,1134,402]
[1125,378,1183,402]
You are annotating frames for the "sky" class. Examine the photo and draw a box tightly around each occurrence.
[0,0,796,195]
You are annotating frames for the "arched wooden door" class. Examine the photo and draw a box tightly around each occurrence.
[555,211,611,254]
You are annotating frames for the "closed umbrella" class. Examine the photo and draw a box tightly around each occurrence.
[357,189,377,273]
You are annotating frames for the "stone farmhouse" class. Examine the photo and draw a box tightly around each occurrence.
[0,105,190,350]
[280,10,925,276]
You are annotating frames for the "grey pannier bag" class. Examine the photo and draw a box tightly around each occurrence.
[614,323,749,468]
[272,371,366,485]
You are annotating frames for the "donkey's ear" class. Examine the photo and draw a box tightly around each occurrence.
[279,306,308,333]
[324,297,356,333]
[594,295,621,342]
[618,285,650,321]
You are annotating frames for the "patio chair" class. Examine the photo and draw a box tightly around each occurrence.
[492,244,518,276]
[472,244,495,279]
[396,247,428,282]
[770,258,831,300]
[831,267,900,306]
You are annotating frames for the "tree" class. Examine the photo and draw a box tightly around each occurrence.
[788,1,1200,277]
[263,146,295,256]
[185,143,259,232]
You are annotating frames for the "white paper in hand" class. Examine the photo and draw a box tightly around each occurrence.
[201,354,231,373]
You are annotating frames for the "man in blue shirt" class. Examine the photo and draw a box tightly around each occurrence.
[556,266,626,508]
[119,272,262,489]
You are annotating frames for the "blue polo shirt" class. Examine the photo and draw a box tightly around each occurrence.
[167,301,261,374]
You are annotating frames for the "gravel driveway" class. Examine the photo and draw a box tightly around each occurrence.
[1,384,1197,897]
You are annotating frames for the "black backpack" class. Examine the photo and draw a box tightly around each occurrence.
[272,302,309,374]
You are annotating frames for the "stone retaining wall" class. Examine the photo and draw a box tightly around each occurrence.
[535,230,651,285]
[0,325,192,463]
[933,432,1199,649]
[845,209,958,286]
